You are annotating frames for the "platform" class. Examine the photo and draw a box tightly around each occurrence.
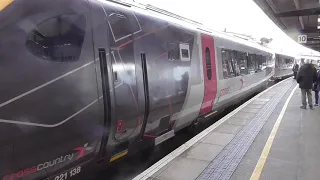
[133,77,320,180]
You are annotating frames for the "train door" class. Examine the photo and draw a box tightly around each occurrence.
[200,34,217,114]
[97,2,144,157]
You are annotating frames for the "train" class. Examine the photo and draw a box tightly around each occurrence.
[272,52,295,81]
[0,0,295,180]
[297,55,320,67]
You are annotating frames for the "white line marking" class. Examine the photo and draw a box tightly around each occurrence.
[0,96,102,128]
[101,3,142,43]
[0,61,94,108]
[132,78,293,180]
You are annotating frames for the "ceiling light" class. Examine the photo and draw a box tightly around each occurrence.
[318,18,320,22]
[318,26,320,29]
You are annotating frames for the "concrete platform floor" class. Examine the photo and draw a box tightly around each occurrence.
[133,78,320,180]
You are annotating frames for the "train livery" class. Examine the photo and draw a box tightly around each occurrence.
[0,0,291,179]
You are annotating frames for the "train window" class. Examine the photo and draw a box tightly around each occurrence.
[221,49,236,79]
[205,47,212,80]
[261,56,267,69]
[247,54,257,74]
[179,43,190,62]
[266,55,273,66]
[181,49,189,58]
[233,51,248,76]
[102,5,141,42]
[256,55,263,71]
[168,42,180,61]
[285,58,294,68]
[108,13,132,42]
[26,14,86,62]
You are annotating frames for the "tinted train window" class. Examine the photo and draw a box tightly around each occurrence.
[168,43,180,61]
[256,55,263,71]
[205,47,212,80]
[108,13,132,41]
[179,43,191,62]
[233,51,248,75]
[181,49,189,58]
[26,14,86,62]
[261,56,267,69]
[102,5,141,42]
[247,54,257,74]
[222,49,236,79]
[266,55,273,66]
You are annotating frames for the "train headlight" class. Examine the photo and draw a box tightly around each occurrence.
[0,0,13,11]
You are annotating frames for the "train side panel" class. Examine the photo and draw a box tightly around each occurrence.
[212,36,274,110]
[173,32,204,131]
[129,8,201,140]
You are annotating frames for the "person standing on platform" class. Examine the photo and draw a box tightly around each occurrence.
[313,65,320,106]
[296,59,318,109]
[292,63,299,79]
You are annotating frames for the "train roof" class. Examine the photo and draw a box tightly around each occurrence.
[102,0,274,54]
[274,51,297,58]
[297,55,320,60]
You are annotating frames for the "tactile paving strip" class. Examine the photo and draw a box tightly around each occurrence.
[197,80,296,180]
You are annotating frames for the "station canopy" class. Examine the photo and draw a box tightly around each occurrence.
[254,0,320,52]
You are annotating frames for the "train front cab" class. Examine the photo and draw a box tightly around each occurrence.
[0,0,120,179]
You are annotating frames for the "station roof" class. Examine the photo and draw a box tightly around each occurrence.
[254,0,320,52]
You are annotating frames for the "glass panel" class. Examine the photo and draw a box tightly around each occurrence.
[168,42,180,61]
[26,14,86,62]
[247,54,257,74]
[222,49,236,78]
[205,47,212,80]
[181,49,189,58]
[233,51,248,76]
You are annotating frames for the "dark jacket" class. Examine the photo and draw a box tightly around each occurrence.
[292,64,299,72]
[316,70,320,91]
[317,70,320,84]
[296,64,317,89]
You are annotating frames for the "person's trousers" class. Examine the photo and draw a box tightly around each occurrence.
[294,72,297,79]
[315,90,319,105]
[301,89,313,107]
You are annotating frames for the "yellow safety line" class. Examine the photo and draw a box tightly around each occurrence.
[204,111,217,118]
[250,84,298,180]
[0,0,13,11]
[109,150,128,162]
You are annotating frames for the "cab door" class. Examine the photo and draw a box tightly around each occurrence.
[200,34,217,114]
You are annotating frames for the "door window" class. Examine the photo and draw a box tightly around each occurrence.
[205,47,212,80]
[101,4,141,42]
[179,43,190,62]
[233,51,248,75]
[222,49,236,78]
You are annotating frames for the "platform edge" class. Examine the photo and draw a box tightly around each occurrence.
[132,78,293,180]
